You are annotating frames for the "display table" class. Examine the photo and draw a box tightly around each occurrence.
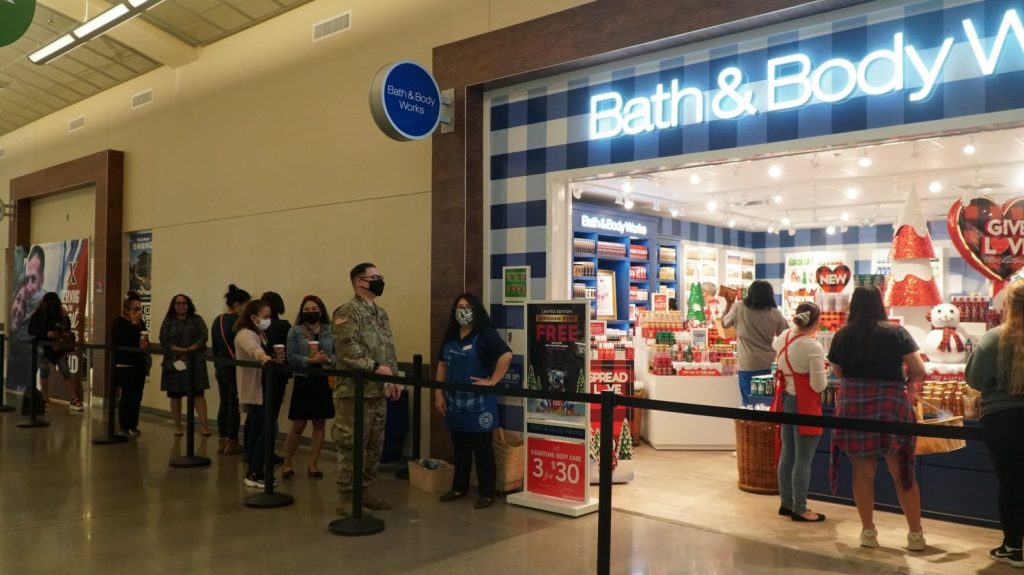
[636,344,740,450]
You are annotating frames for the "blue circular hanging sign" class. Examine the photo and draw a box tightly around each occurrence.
[369,61,441,141]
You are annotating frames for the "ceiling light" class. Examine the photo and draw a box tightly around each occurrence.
[826,225,836,235]
[706,198,718,212]
[857,150,873,168]
[767,225,775,234]
[788,228,797,236]
[841,225,849,233]
[623,196,634,210]
[727,218,736,228]
[669,205,680,217]
[781,215,791,226]
[572,188,583,200]
[771,192,783,204]
[840,211,850,222]
[73,4,130,38]
[652,200,662,212]
[845,186,859,199]
[768,165,782,178]
[928,180,942,194]
[29,1,165,64]
[963,138,976,155]
[622,180,633,194]
[689,172,701,185]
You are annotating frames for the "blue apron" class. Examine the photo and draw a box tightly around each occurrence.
[443,334,499,433]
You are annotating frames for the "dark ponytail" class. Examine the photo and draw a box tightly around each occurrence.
[224,284,251,308]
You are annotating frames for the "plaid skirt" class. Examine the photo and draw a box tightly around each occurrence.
[830,377,916,493]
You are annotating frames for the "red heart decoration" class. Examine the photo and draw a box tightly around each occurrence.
[947,197,1024,282]
[815,265,851,293]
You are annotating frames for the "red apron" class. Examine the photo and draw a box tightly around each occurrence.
[771,332,823,437]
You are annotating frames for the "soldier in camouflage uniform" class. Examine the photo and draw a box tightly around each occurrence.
[331,262,402,517]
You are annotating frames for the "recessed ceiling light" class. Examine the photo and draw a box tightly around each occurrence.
[622,180,633,193]
[841,225,849,233]
[772,192,783,204]
[670,205,680,217]
[689,172,701,185]
[845,186,859,199]
[963,139,976,155]
[840,212,850,222]
[788,228,797,236]
[781,216,791,226]
[767,225,775,234]
[768,165,782,178]
[928,180,942,194]
[727,218,736,228]
[706,199,718,212]
[858,150,873,168]
[623,196,634,209]
[826,225,836,235]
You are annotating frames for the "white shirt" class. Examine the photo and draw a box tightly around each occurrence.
[772,328,828,395]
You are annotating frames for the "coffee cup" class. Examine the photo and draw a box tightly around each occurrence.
[139,330,149,340]
[273,344,285,358]
[308,340,320,357]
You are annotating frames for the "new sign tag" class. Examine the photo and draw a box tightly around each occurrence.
[369,61,441,141]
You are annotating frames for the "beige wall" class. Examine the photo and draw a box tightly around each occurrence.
[29,187,96,246]
[0,0,589,435]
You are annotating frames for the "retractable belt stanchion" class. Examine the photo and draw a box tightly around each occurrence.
[330,370,386,536]
[596,390,615,575]
[18,339,49,428]
[0,333,14,413]
[395,354,424,481]
[93,344,128,444]
[170,351,210,468]
[244,362,294,509]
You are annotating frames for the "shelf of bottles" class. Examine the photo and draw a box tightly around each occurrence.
[574,232,651,324]
[655,243,678,306]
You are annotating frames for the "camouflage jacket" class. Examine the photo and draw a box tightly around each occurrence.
[332,295,397,398]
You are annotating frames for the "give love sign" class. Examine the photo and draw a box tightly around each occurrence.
[947,197,1024,282]
[815,265,851,293]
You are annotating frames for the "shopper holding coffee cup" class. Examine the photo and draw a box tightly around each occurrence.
[112,291,149,437]
[283,295,336,479]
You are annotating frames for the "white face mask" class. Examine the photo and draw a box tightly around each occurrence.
[257,317,271,331]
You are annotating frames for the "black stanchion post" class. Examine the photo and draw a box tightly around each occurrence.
[329,370,385,536]
[244,362,293,509]
[395,354,423,481]
[18,338,49,428]
[596,390,615,575]
[0,333,14,413]
[93,344,128,444]
[170,351,210,468]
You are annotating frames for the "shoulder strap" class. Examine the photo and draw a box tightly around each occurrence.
[219,315,235,359]
[779,332,805,375]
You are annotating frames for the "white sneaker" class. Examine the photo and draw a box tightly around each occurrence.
[907,531,927,552]
[860,529,879,548]
[69,399,84,413]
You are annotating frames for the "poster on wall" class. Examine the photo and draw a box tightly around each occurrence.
[502,265,529,305]
[509,300,597,516]
[127,230,153,329]
[595,270,616,319]
[588,360,635,484]
[7,240,90,395]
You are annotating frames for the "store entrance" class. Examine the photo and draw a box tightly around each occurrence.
[565,127,1024,528]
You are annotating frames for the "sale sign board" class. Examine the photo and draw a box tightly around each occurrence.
[526,436,587,501]
[525,301,589,427]
[589,360,635,484]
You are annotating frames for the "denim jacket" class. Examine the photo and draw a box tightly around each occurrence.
[286,323,337,376]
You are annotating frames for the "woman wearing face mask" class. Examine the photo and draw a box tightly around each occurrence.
[111,291,150,436]
[159,293,211,435]
[282,295,336,479]
[234,299,278,488]
[434,293,513,509]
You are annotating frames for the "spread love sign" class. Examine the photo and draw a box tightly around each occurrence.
[815,265,851,293]
[947,197,1024,282]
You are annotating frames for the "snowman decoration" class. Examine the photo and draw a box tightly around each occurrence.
[923,303,968,365]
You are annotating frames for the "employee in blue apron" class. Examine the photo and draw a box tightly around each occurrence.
[435,292,513,509]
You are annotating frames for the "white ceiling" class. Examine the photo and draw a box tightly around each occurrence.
[574,127,1024,232]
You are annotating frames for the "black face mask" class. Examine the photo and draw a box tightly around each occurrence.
[365,278,385,297]
[301,311,320,325]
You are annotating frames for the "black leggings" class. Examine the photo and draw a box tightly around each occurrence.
[116,366,146,431]
[215,368,240,439]
[450,429,496,498]
[981,407,1024,548]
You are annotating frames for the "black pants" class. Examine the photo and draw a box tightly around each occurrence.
[451,429,496,498]
[981,407,1024,548]
[244,403,277,478]
[271,374,288,422]
[116,365,145,431]
[215,368,240,439]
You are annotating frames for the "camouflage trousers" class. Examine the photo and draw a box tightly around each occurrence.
[332,396,387,496]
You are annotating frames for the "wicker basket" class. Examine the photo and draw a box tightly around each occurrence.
[734,419,779,494]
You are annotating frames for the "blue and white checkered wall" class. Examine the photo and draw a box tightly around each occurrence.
[485,0,1016,430]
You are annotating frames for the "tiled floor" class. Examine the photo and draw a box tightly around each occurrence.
[0,401,1014,574]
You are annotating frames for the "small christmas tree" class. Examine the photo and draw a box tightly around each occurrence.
[527,364,541,390]
[590,427,601,462]
[686,282,707,323]
[576,367,587,393]
[618,419,634,460]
